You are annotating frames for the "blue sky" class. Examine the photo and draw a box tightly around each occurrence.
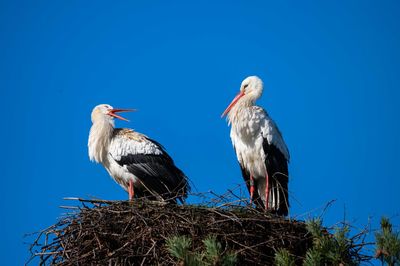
[1,1,399,264]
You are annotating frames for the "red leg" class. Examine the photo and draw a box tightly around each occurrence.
[128,179,134,201]
[265,171,269,211]
[249,174,255,204]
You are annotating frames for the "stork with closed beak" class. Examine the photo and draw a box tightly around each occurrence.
[88,104,190,203]
[222,76,290,215]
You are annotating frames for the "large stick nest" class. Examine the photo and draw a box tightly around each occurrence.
[29,192,314,265]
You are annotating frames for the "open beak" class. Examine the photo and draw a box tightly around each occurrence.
[108,108,135,122]
[221,91,245,118]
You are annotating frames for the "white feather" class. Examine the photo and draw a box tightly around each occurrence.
[108,133,162,162]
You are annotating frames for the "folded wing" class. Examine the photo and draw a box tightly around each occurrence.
[109,129,190,202]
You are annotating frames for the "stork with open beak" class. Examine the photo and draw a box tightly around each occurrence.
[222,76,290,216]
[88,104,190,203]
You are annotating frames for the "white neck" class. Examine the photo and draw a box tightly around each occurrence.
[227,97,254,126]
[88,118,114,163]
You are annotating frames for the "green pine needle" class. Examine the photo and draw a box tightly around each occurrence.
[203,235,222,261]
[166,235,237,266]
[166,235,192,260]
[375,217,400,265]
[274,248,295,266]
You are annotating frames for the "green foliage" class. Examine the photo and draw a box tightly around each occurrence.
[202,235,237,266]
[306,218,324,239]
[303,218,356,266]
[203,236,221,262]
[274,248,295,266]
[166,236,202,265]
[166,235,237,266]
[375,217,400,266]
[166,235,191,260]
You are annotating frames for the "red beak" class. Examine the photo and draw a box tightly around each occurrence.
[108,108,135,122]
[221,91,245,118]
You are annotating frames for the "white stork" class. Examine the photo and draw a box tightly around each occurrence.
[221,76,290,215]
[88,104,190,203]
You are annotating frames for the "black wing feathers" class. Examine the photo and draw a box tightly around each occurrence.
[263,138,289,216]
[115,136,189,203]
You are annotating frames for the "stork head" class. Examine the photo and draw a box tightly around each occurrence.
[221,76,263,117]
[91,104,134,125]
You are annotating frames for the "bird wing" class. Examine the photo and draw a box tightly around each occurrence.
[254,106,290,161]
[108,128,189,202]
[256,107,289,215]
[261,136,289,215]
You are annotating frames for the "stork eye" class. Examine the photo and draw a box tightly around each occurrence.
[244,84,249,89]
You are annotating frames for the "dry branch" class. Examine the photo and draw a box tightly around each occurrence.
[28,194,313,265]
